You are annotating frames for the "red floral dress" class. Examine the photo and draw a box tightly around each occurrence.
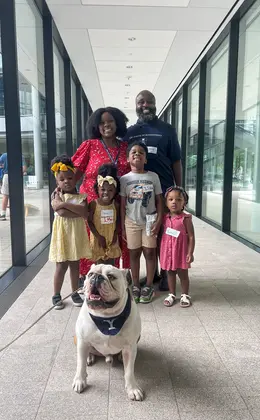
[72,139,130,275]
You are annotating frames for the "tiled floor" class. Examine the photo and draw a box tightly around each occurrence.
[0,217,260,420]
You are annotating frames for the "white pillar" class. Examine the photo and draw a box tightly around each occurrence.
[31,86,43,189]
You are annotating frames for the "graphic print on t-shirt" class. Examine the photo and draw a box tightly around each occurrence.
[127,181,153,208]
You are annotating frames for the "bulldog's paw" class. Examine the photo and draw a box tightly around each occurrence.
[126,386,144,401]
[87,354,95,366]
[105,355,113,364]
[72,375,87,393]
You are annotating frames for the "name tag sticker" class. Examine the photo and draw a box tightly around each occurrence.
[166,227,180,238]
[142,184,153,192]
[101,209,114,224]
[147,146,157,154]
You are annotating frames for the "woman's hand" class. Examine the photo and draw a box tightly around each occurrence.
[186,253,194,264]
[121,227,127,243]
[97,235,107,250]
[111,230,118,245]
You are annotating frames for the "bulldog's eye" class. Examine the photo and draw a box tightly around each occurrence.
[107,274,116,281]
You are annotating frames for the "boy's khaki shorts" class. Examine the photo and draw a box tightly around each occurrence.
[1,174,9,196]
[125,216,157,250]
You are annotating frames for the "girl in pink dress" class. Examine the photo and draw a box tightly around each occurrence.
[160,186,195,308]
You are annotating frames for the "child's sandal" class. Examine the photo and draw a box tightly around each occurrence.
[164,293,176,307]
[180,294,191,308]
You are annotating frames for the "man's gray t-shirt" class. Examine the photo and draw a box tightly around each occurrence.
[120,171,162,225]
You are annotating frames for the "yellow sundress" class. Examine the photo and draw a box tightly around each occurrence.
[90,200,121,262]
[49,193,92,262]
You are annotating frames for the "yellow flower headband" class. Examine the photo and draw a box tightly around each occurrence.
[97,175,117,188]
[51,162,75,176]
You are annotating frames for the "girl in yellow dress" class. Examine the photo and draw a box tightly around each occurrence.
[88,164,121,264]
[49,155,91,309]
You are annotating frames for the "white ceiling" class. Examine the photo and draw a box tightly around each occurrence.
[45,0,240,124]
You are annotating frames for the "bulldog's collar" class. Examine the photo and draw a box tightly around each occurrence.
[89,289,131,336]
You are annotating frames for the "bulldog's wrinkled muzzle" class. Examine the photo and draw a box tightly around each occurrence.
[90,274,105,288]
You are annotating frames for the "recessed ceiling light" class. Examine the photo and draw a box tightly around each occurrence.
[124,97,129,99]
[128,37,136,41]
[125,84,130,87]
[126,65,133,69]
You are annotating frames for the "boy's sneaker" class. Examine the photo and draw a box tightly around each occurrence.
[52,293,64,310]
[0,215,6,221]
[71,291,83,307]
[132,286,141,304]
[140,286,154,304]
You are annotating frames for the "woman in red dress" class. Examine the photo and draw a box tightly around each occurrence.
[72,107,130,276]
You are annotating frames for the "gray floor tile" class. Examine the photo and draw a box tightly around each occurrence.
[175,387,247,413]
[38,386,109,418]
[179,410,253,420]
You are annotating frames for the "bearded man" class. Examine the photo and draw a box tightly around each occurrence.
[124,90,182,290]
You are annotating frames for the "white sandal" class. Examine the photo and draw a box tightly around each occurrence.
[180,294,191,308]
[164,293,176,307]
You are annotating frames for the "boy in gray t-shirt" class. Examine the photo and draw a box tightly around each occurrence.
[120,141,163,304]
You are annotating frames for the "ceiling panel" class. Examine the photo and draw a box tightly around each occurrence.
[89,29,176,48]
[189,0,235,7]
[92,47,170,62]
[46,0,81,4]
[96,61,164,73]
[98,72,160,83]
[81,0,190,6]
[49,5,229,31]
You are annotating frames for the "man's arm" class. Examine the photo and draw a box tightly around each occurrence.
[172,160,182,187]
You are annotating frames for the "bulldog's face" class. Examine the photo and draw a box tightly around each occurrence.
[84,264,128,315]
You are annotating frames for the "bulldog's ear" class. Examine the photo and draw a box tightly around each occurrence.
[90,264,96,271]
[120,269,132,287]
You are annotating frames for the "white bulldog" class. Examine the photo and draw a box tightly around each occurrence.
[72,264,144,401]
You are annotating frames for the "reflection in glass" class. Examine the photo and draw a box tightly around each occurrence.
[175,95,182,145]
[202,37,229,225]
[185,76,199,211]
[71,78,77,153]
[232,1,260,246]
[81,97,85,141]
[0,31,12,274]
[53,43,66,155]
[15,0,50,252]
[167,105,172,124]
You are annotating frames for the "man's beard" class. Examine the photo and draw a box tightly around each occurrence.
[136,107,156,122]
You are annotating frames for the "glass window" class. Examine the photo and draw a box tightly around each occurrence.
[175,95,182,145]
[15,0,50,252]
[186,75,199,211]
[81,97,85,141]
[0,30,12,274]
[53,43,66,155]
[232,0,260,246]
[167,105,172,124]
[71,78,77,153]
[202,37,229,224]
